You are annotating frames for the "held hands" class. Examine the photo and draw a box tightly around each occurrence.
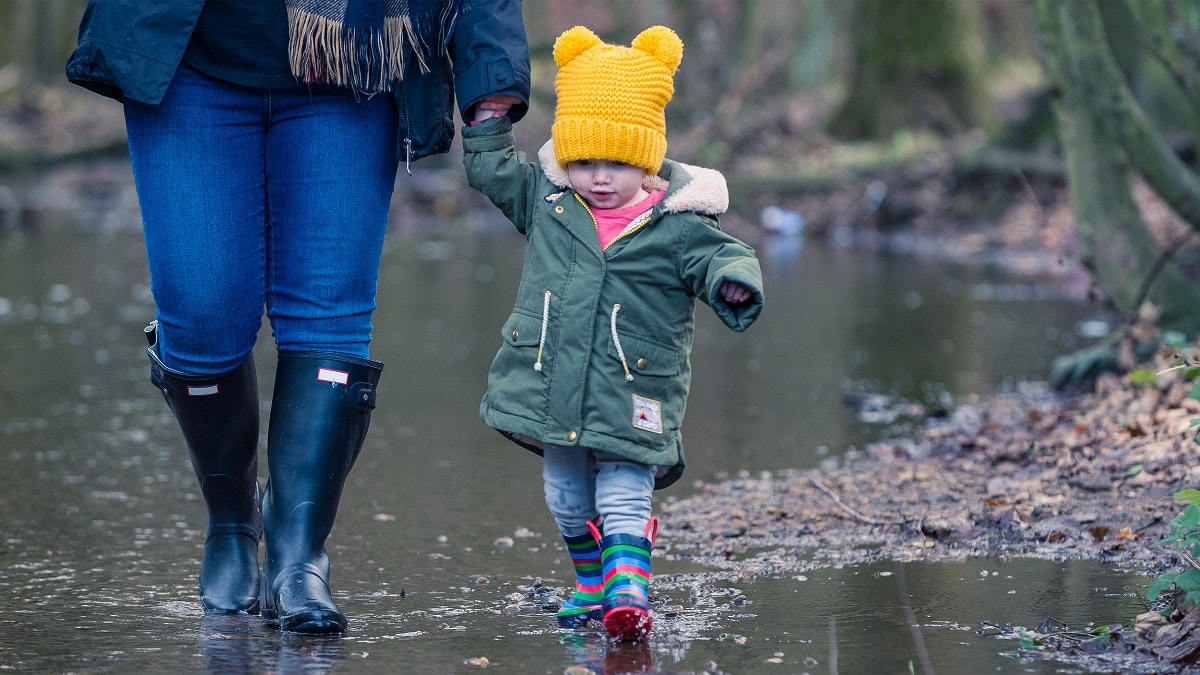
[472,95,523,122]
[720,280,753,305]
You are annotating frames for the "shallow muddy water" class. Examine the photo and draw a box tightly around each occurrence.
[0,162,1149,673]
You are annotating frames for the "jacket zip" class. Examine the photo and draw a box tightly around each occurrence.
[574,194,656,251]
[564,194,643,382]
[401,92,414,175]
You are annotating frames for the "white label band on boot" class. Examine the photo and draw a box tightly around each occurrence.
[317,368,350,385]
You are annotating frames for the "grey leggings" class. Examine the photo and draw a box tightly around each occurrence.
[542,444,655,538]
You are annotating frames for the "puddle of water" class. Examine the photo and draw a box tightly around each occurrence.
[1,540,1148,673]
[0,186,1136,673]
[702,559,1148,674]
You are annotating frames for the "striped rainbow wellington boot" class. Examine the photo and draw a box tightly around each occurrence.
[555,530,603,628]
[588,517,658,641]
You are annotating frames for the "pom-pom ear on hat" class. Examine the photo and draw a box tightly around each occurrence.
[631,25,683,73]
[551,25,684,173]
[554,26,603,67]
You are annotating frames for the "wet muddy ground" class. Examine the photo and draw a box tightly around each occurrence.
[655,335,1200,672]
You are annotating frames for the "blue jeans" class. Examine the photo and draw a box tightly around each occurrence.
[542,444,656,538]
[124,64,399,375]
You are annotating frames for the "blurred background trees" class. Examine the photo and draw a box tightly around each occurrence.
[0,0,1047,172]
[5,0,1200,370]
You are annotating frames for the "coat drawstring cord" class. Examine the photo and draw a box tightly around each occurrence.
[610,304,634,382]
[534,290,551,372]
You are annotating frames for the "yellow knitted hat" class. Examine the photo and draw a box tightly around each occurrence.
[552,25,683,173]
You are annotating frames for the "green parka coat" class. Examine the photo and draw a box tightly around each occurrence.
[462,117,764,489]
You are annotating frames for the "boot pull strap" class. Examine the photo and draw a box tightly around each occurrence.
[644,516,659,546]
[585,517,659,545]
[586,518,603,544]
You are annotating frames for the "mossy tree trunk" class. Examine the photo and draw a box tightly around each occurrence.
[1034,0,1200,337]
[829,0,990,140]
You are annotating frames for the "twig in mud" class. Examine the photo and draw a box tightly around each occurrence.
[1157,351,1200,376]
[808,475,901,525]
[896,563,936,675]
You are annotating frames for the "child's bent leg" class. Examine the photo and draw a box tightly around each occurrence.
[542,444,599,534]
[543,445,602,627]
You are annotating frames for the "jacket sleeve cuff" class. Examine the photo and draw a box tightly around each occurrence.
[708,260,765,332]
[461,115,515,150]
[455,59,530,123]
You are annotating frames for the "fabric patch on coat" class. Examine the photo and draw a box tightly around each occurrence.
[544,191,564,202]
[632,394,663,434]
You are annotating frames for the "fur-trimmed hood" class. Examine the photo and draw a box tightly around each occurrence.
[537,140,728,216]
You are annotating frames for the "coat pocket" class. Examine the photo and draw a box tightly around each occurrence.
[606,332,682,377]
[599,332,686,438]
[485,311,550,419]
[501,310,544,350]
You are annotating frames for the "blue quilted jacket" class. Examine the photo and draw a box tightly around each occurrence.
[65,0,530,164]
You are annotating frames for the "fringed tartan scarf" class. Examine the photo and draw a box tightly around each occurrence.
[286,0,453,95]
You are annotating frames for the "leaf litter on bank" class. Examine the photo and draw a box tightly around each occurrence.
[658,334,1200,671]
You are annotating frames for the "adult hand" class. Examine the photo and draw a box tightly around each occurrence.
[472,95,523,122]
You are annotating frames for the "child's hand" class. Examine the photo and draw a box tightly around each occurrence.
[720,280,753,304]
[472,95,523,122]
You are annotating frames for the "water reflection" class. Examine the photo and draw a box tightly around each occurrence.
[199,616,345,674]
[558,633,656,674]
[0,169,1143,673]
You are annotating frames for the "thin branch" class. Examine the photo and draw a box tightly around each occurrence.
[808,475,900,525]
[1179,547,1200,571]
[713,37,795,133]
[1132,248,1179,310]
[1014,168,1051,232]
[1156,350,1200,375]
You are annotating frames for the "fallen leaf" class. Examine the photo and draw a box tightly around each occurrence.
[1114,526,1143,541]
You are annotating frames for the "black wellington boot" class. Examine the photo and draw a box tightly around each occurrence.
[145,321,262,614]
[260,352,382,634]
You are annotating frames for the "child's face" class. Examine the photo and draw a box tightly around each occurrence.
[566,159,648,209]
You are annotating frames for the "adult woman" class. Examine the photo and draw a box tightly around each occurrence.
[66,0,529,634]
